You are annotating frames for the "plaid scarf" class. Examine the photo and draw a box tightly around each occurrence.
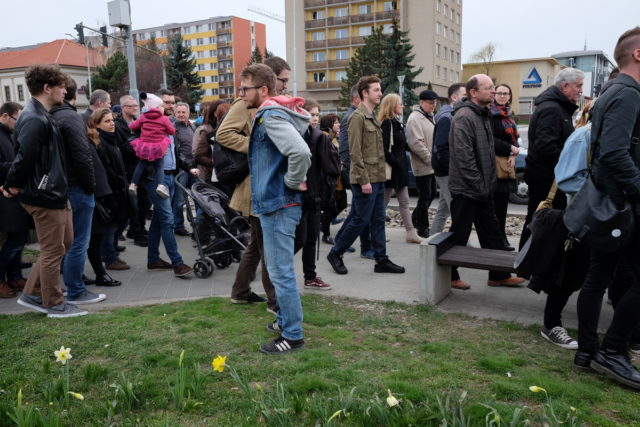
[489,103,519,145]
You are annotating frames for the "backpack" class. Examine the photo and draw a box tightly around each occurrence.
[207,130,249,186]
[303,127,341,212]
[554,124,591,195]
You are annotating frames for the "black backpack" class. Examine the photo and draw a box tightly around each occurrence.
[208,130,249,186]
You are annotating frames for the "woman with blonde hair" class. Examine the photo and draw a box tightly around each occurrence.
[377,94,423,244]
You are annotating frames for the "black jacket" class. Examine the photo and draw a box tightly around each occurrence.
[590,73,640,207]
[3,98,68,209]
[381,118,410,189]
[0,123,31,232]
[97,129,132,221]
[524,86,578,186]
[432,104,454,177]
[114,114,137,179]
[303,126,340,212]
[50,101,95,194]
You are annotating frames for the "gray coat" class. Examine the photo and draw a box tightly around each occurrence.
[448,99,496,201]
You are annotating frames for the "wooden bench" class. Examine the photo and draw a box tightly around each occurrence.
[419,232,519,305]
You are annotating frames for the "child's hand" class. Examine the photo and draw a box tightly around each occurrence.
[189,168,200,177]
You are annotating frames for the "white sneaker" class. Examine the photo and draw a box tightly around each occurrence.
[128,183,137,196]
[156,184,170,199]
[47,302,89,318]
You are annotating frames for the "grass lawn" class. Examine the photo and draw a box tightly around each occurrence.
[1,295,638,426]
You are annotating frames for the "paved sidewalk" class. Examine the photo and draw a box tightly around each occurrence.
[0,221,613,333]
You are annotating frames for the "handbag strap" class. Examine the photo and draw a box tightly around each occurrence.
[536,181,558,212]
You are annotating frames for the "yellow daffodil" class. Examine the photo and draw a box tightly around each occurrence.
[529,386,546,393]
[67,392,84,401]
[386,389,400,407]
[54,346,72,365]
[212,355,227,372]
[327,409,343,422]
[570,406,577,412]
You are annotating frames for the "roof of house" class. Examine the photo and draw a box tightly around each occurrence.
[552,50,605,58]
[0,39,106,70]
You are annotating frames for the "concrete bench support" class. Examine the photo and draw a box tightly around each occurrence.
[419,232,454,305]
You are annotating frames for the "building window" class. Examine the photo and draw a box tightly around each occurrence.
[444,4,449,17]
[212,88,219,96]
[4,86,11,101]
[335,28,348,39]
[17,84,24,102]
[138,32,146,40]
[335,7,348,17]
[436,0,442,12]
[436,66,441,78]
[443,46,448,60]
[184,39,191,47]
[209,49,216,57]
[444,26,448,39]
[208,23,214,31]
[336,70,347,81]
[200,77,206,83]
[435,43,440,57]
[382,24,393,34]
[359,26,372,36]
[212,62,218,69]
[335,49,348,60]
[160,30,167,37]
[436,22,441,35]
[312,51,325,61]
[195,25,202,32]
[312,31,325,41]
[456,52,460,64]
[251,25,254,34]
[449,8,454,20]
[313,72,326,82]
[383,1,397,11]
[197,64,205,71]
[209,36,216,44]
[456,13,461,24]
[312,10,324,19]
[183,26,191,34]
[197,51,204,58]
[358,4,371,14]
[211,75,218,83]
[450,50,454,62]
[197,38,204,45]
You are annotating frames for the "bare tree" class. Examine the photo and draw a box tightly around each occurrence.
[470,42,498,76]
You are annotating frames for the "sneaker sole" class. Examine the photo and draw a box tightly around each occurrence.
[174,271,193,278]
[47,310,89,318]
[157,191,170,199]
[591,359,640,390]
[17,298,48,314]
[266,307,278,315]
[70,296,107,305]
[304,285,333,291]
[540,331,578,350]
[259,344,304,355]
[230,298,250,304]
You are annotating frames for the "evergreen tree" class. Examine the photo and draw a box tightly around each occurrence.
[247,46,263,65]
[264,48,274,59]
[91,50,128,100]
[165,34,203,107]
[339,26,387,107]
[379,20,425,117]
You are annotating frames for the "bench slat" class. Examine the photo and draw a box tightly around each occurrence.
[437,246,518,272]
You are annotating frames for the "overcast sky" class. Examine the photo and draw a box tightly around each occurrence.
[2,0,638,66]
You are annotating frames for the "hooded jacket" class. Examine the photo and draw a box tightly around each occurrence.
[50,100,95,194]
[448,99,496,201]
[249,96,311,215]
[524,85,578,186]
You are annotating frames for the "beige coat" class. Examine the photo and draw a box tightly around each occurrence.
[215,98,255,216]
[406,108,435,176]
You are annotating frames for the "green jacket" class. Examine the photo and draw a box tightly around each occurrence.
[348,103,385,185]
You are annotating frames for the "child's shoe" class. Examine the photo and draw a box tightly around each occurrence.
[156,184,170,199]
[128,183,137,196]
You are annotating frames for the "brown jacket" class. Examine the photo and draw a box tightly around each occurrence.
[192,123,214,182]
[215,98,255,215]
[348,103,385,185]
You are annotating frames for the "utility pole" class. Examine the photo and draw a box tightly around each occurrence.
[107,0,138,98]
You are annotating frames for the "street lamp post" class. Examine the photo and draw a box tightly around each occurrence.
[397,74,405,103]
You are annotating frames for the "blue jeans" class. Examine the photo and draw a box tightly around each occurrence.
[335,168,371,251]
[332,182,387,262]
[260,205,303,341]
[0,231,28,282]
[62,187,95,299]
[146,174,183,266]
[172,172,196,230]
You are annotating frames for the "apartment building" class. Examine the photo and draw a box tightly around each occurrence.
[132,16,266,102]
[285,0,463,109]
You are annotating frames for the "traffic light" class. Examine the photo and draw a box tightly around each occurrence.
[75,23,85,45]
[100,26,108,47]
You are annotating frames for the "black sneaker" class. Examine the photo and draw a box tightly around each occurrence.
[327,251,348,275]
[174,228,191,236]
[231,292,267,304]
[267,321,282,334]
[540,326,578,350]
[573,351,594,373]
[374,259,405,273]
[17,293,47,314]
[259,336,304,355]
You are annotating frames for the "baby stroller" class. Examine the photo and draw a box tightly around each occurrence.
[174,172,250,278]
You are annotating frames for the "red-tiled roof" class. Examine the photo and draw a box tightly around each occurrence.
[0,39,106,70]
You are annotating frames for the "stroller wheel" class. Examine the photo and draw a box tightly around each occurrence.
[213,253,233,269]
[194,258,214,278]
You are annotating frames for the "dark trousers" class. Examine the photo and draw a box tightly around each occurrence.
[609,261,640,345]
[494,191,510,244]
[543,285,575,330]
[412,174,436,235]
[0,231,28,281]
[88,232,106,277]
[298,209,320,280]
[129,185,150,238]
[578,242,640,354]
[231,216,276,310]
[449,194,510,281]
[519,178,566,249]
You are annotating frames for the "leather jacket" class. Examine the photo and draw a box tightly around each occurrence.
[3,98,68,209]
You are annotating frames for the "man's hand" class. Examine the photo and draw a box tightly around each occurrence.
[361,183,372,194]
[298,181,308,191]
[0,186,20,198]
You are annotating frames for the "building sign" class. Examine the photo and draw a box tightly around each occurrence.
[522,67,542,88]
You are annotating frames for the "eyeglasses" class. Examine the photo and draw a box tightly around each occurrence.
[9,115,17,121]
[495,92,510,96]
[238,86,262,94]
[277,77,289,84]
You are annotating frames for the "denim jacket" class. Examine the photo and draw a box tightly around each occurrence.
[249,105,311,215]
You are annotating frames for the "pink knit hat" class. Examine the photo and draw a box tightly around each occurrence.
[144,93,163,110]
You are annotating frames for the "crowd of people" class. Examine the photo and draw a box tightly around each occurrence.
[1,26,640,390]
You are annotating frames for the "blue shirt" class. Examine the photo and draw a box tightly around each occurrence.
[162,135,176,171]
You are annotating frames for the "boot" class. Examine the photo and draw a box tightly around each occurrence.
[406,228,424,244]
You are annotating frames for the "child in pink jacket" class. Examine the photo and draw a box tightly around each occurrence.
[128,94,176,198]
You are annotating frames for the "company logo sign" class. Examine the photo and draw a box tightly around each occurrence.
[523,67,542,88]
